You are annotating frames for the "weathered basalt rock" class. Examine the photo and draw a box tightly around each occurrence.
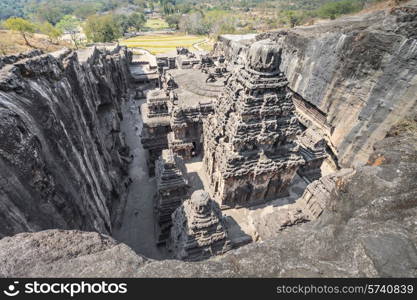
[0,45,132,238]
[0,128,415,277]
[0,2,416,279]
[154,149,190,245]
[0,230,147,277]
[203,41,305,208]
[169,190,232,261]
[297,127,329,182]
[217,2,417,167]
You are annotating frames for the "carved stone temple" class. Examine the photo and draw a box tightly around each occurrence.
[141,89,172,175]
[139,39,332,255]
[169,190,232,261]
[154,149,190,245]
[202,42,306,208]
[141,51,224,175]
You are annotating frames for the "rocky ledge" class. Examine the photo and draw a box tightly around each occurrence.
[0,45,132,238]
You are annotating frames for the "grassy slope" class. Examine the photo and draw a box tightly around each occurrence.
[0,30,70,55]
[144,18,170,30]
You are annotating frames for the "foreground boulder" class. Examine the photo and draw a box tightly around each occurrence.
[0,230,146,277]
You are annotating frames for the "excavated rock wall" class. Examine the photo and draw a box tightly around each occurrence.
[0,45,132,238]
[1,127,415,277]
[217,2,417,167]
[0,4,416,278]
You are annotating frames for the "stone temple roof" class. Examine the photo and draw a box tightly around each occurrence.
[166,69,226,107]
[141,103,170,127]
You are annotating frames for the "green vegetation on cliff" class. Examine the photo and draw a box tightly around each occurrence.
[0,0,399,53]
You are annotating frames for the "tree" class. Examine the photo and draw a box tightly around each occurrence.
[128,12,146,31]
[39,21,62,44]
[179,12,208,35]
[160,0,176,15]
[83,14,122,43]
[56,15,81,49]
[114,14,131,33]
[204,10,237,37]
[74,3,103,19]
[3,17,36,47]
[282,10,302,28]
[35,4,66,25]
[113,13,145,34]
[317,1,362,20]
[133,0,147,8]
[165,14,181,30]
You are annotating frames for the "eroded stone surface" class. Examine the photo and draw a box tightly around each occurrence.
[0,45,132,238]
[0,130,415,277]
[203,41,306,208]
[154,149,190,245]
[169,190,232,261]
[0,1,416,277]
[0,230,147,277]
[217,2,417,167]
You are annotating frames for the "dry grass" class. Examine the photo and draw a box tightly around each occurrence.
[388,118,417,137]
[0,30,70,56]
[358,0,410,14]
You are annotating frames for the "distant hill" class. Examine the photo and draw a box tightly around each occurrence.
[0,0,30,20]
[0,0,380,21]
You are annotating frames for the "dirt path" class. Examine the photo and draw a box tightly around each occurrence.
[113,94,167,260]
[193,38,210,51]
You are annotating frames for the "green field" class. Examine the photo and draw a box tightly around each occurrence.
[120,34,212,55]
[144,18,170,30]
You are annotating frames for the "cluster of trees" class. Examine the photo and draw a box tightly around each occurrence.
[1,16,81,47]
[175,9,238,37]
[0,0,157,22]
[160,0,386,32]
[84,13,146,43]
[1,0,153,49]
[0,0,29,20]
[277,0,370,28]
[316,0,364,19]
[2,11,147,48]
[1,0,390,47]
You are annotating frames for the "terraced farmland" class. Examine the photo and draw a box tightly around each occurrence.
[120,34,212,55]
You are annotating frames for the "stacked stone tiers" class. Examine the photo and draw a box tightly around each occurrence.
[169,190,232,261]
[203,41,306,208]
[297,127,328,182]
[154,149,189,245]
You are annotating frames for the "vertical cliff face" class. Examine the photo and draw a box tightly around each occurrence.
[263,4,417,166]
[0,45,132,238]
[217,2,417,167]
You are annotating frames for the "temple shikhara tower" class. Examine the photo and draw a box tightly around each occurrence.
[203,42,305,208]
[169,190,232,261]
